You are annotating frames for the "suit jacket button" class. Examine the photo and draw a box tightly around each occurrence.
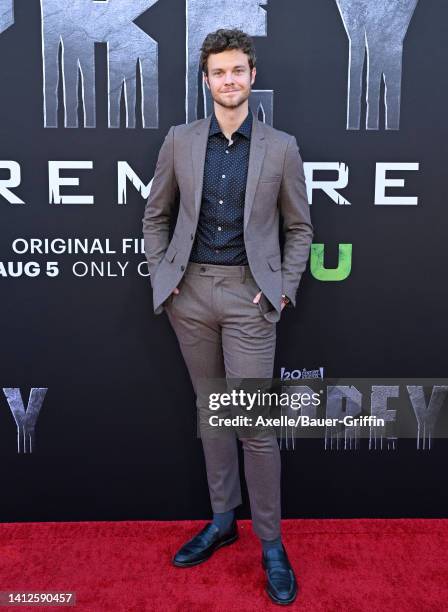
[190,233,194,240]
[181,265,185,271]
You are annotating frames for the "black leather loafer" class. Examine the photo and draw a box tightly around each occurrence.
[172,520,238,567]
[262,545,298,605]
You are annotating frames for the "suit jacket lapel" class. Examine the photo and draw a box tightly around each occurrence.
[191,114,212,219]
[244,114,266,230]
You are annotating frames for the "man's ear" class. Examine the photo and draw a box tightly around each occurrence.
[250,66,256,86]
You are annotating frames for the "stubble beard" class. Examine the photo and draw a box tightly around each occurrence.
[212,86,251,110]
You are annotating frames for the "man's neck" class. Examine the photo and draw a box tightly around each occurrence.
[213,102,250,141]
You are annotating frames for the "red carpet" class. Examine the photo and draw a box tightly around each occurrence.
[0,519,447,611]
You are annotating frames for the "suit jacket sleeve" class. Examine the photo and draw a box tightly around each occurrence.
[278,135,314,307]
[142,125,179,287]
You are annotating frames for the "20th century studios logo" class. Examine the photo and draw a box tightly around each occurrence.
[3,382,448,453]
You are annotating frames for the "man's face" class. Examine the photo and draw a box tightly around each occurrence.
[204,49,256,110]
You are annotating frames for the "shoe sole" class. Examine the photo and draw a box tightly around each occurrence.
[265,586,298,606]
[172,533,238,568]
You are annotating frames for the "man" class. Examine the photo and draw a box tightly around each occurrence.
[142,28,313,605]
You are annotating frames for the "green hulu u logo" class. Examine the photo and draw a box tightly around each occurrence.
[310,244,352,281]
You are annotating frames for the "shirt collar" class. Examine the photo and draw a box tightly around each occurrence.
[209,110,253,140]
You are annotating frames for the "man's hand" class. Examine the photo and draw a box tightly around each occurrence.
[253,291,287,311]
[172,287,180,295]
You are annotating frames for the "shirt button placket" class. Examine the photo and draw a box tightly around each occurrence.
[217,141,229,253]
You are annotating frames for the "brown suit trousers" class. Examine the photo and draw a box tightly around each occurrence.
[164,261,281,540]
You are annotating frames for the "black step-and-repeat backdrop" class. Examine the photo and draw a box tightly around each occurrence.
[1,0,447,522]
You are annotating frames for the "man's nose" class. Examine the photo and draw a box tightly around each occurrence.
[224,72,234,84]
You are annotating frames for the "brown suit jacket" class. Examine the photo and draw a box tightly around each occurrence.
[142,111,313,322]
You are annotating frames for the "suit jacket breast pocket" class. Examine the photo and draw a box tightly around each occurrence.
[256,179,281,203]
[259,175,281,183]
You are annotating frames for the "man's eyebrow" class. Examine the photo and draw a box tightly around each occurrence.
[211,65,247,72]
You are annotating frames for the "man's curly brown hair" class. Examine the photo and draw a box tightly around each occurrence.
[200,29,256,75]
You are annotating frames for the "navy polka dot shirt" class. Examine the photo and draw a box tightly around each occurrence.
[189,111,252,265]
